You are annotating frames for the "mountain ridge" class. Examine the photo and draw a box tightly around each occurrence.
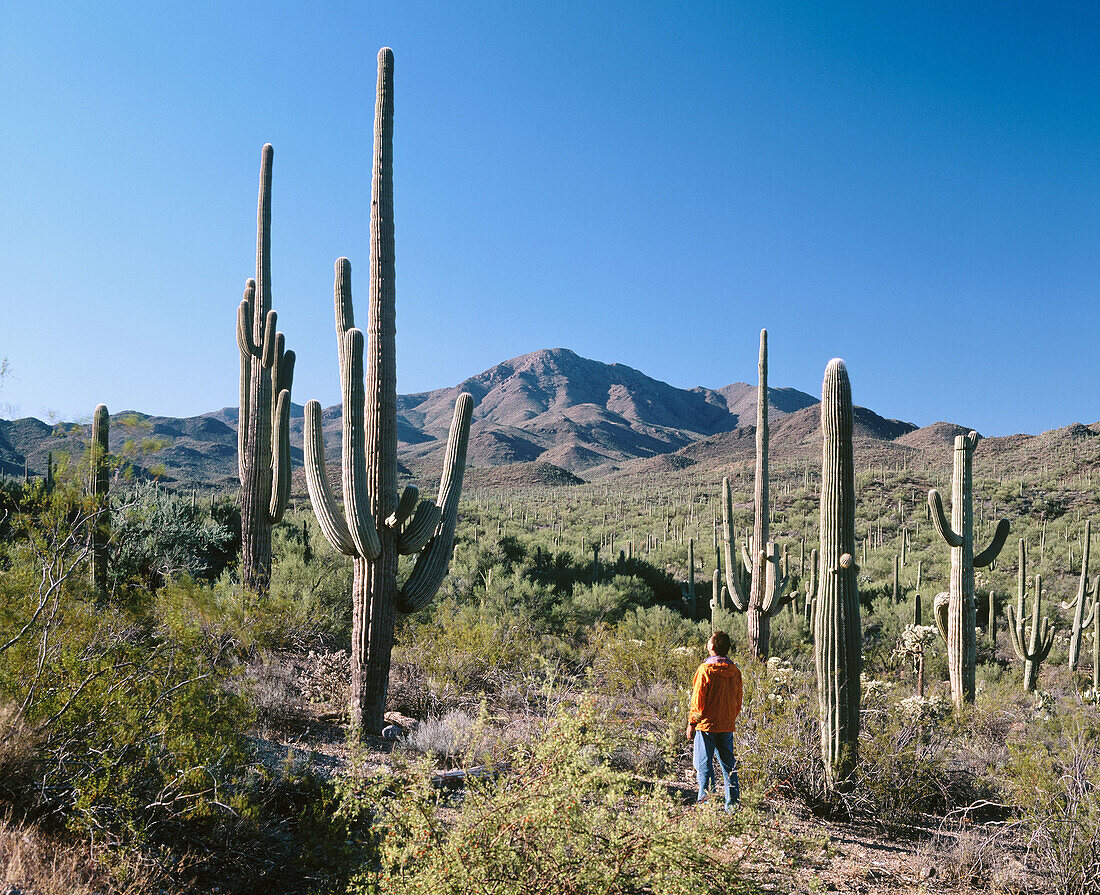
[0,347,1088,488]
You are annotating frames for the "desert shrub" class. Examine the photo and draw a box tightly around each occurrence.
[589,605,705,695]
[393,599,536,700]
[269,514,355,645]
[1005,712,1100,895]
[402,708,495,768]
[107,480,234,594]
[338,705,752,894]
[557,575,652,627]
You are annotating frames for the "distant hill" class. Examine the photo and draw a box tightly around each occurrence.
[0,347,1093,490]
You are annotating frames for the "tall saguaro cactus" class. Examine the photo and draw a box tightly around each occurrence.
[1066,520,1096,672]
[928,432,1010,707]
[1005,539,1055,691]
[813,359,861,790]
[303,48,474,733]
[719,329,792,659]
[90,403,110,594]
[237,143,295,595]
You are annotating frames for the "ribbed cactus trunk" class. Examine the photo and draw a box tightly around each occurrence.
[241,147,274,594]
[814,360,861,791]
[929,433,1009,707]
[748,330,770,658]
[947,435,976,704]
[303,49,473,734]
[356,48,399,729]
[90,403,109,595]
[237,144,294,596]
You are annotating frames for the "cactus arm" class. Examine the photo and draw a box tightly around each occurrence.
[762,542,792,614]
[341,328,382,560]
[398,393,473,612]
[1005,603,1028,661]
[741,543,753,574]
[396,500,442,554]
[974,518,1010,568]
[1033,618,1055,663]
[260,310,278,369]
[335,257,355,380]
[237,288,257,357]
[934,592,950,643]
[720,477,749,612]
[268,388,291,524]
[303,400,358,557]
[928,489,963,548]
[278,348,295,397]
[387,485,420,529]
[237,282,257,483]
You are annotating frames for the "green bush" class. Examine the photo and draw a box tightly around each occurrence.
[338,705,752,894]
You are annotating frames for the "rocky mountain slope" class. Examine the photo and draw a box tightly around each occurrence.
[1,347,1093,489]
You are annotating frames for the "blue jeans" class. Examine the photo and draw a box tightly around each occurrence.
[693,730,740,809]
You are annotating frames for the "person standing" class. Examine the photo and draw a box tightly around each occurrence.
[686,631,743,811]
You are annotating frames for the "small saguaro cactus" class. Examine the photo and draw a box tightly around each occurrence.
[1065,520,1096,672]
[1005,539,1055,691]
[89,404,110,594]
[1092,592,1100,695]
[802,547,819,635]
[303,48,474,734]
[813,359,861,790]
[928,431,1010,707]
[681,538,697,616]
[718,330,792,659]
[237,143,295,596]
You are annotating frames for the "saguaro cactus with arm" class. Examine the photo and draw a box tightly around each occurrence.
[813,359,861,790]
[303,49,473,733]
[928,431,1010,707]
[1065,520,1095,672]
[718,330,792,659]
[237,143,295,595]
[1005,538,1055,691]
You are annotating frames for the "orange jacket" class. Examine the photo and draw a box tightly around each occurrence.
[688,656,743,732]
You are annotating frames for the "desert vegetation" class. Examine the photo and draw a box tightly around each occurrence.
[1,43,1099,895]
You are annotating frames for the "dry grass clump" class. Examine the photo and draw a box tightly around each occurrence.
[0,816,165,895]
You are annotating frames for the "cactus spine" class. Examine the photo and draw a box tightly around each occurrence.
[90,404,109,595]
[813,359,861,790]
[1005,539,1055,691]
[719,329,791,659]
[237,143,295,595]
[1066,520,1095,671]
[303,48,473,733]
[928,432,1010,707]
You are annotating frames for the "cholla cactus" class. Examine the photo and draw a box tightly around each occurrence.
[895,624,937,697]
[237,143,295,595]
[1005,539,1055,692]
[928,431,1010,707]
[303,49,473,733]
[718,330,792,659]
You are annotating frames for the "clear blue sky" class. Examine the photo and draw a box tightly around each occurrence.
[2,1,1097,435]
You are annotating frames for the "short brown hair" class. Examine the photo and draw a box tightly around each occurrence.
[708,631,731,657]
